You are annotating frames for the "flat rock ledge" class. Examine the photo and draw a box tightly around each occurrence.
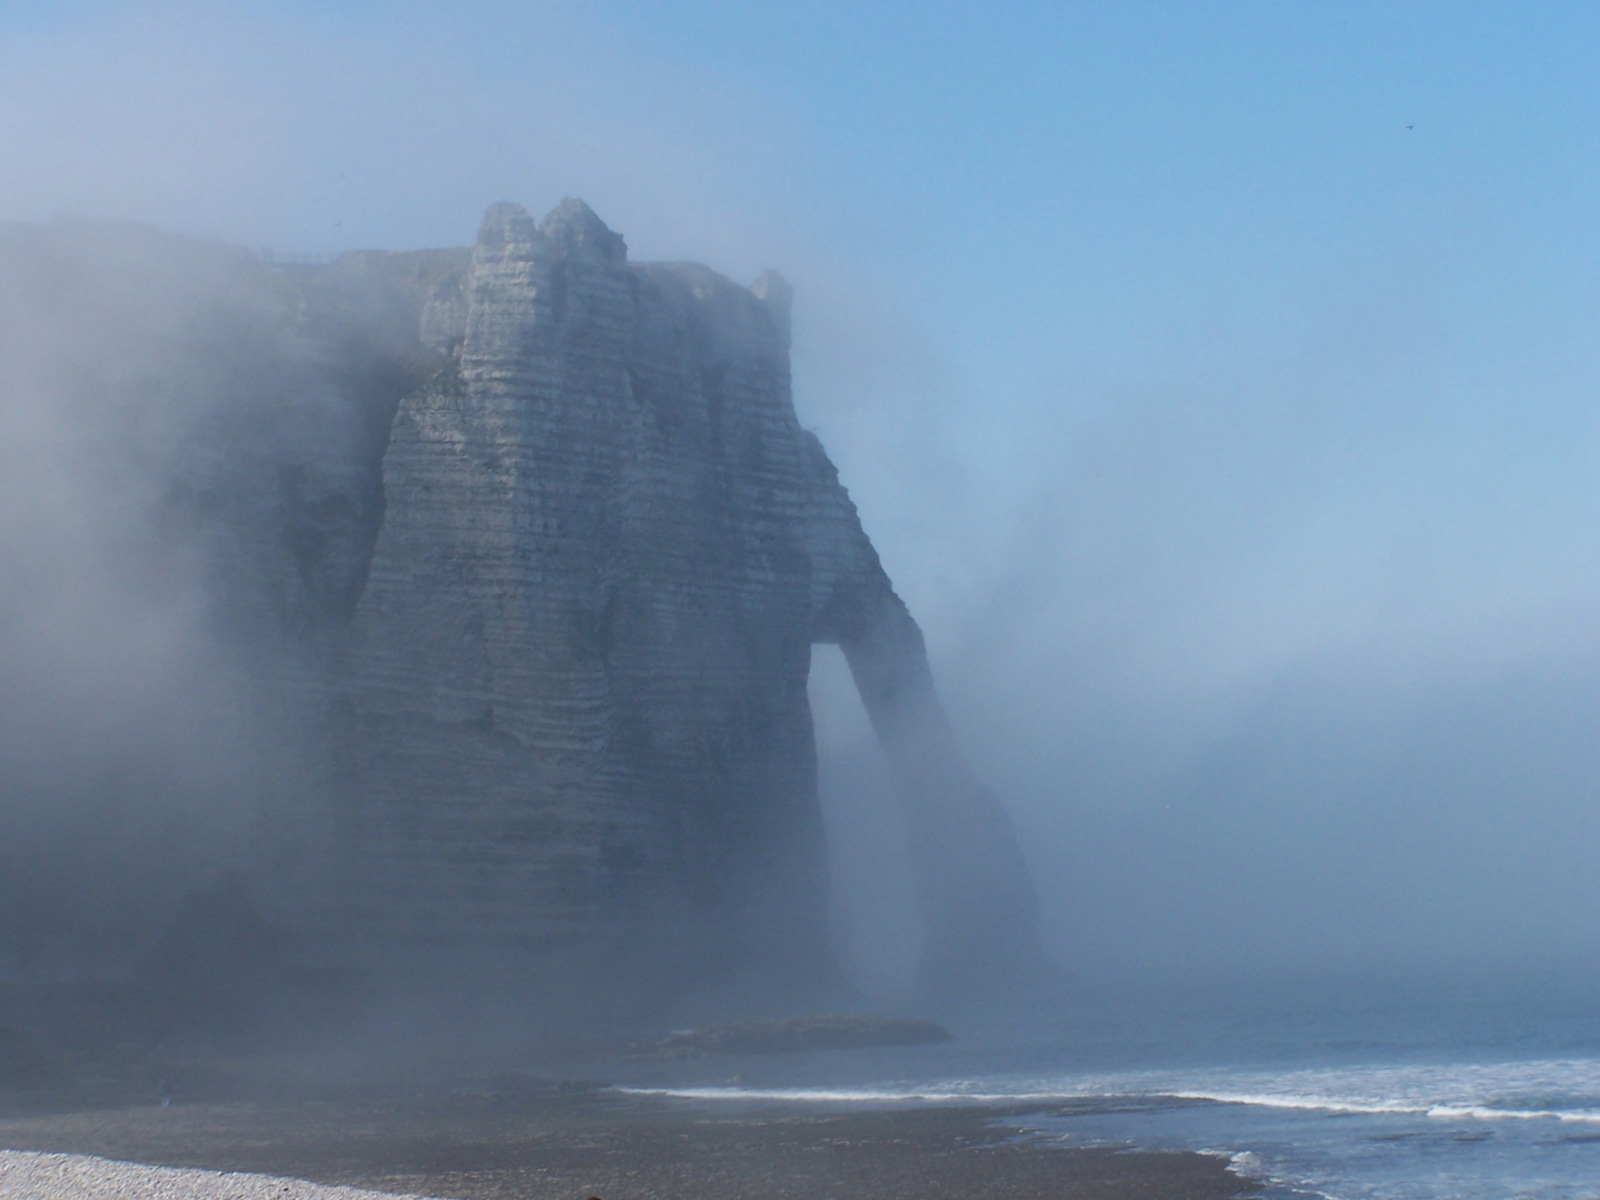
[0,1150,440,1200]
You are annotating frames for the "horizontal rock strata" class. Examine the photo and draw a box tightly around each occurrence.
[0,203,1043,1000]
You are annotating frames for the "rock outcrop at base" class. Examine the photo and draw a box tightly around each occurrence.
[651,1014,954,1058]
[0,202,1044,1001]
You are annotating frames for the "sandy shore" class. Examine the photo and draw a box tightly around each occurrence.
[0,1089,1244,1200]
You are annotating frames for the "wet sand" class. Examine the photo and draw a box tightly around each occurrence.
[0,1090,1242,1200]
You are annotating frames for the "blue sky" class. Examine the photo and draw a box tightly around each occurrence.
[6,1,1600,980]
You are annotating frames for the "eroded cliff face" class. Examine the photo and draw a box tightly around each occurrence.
[0,204,1042,1002]
[342,200,831,991]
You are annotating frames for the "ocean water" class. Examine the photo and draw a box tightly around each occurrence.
[611,970,1600,1199]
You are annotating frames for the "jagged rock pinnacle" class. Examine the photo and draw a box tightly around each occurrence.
[539,197,627,262]
[476,200,540,248]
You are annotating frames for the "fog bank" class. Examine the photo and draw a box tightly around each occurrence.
[7,1,1600,1000]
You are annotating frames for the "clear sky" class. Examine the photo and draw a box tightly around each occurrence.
[6,1,1600,983]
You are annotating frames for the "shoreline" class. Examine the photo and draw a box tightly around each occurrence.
[0,1087,1249,1200]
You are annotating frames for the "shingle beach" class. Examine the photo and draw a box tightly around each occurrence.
[0,1150,436,1200]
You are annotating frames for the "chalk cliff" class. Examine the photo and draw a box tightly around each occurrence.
[331,199,1043,993]
[0,203,1042,1000]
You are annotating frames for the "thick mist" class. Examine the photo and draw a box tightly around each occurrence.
[0,222,262,971]
[5,0,1600,1011]
[924,363,1600,984]
[0,218,443,996]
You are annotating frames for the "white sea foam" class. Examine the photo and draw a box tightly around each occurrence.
[620,1056,1600,1127]
[1223,1149,1264,1178]
[1161,1089,1600,1124]
[615,1084,1094,1103]
[1153,1057,1600,1124]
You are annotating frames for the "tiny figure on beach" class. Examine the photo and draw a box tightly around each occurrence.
[159,1077,172,1108]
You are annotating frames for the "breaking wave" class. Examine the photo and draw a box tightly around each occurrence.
[619,1056,1600,1125]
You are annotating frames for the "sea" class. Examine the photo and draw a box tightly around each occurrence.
[610,968,1600,1200]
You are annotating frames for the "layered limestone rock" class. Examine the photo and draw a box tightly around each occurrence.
[344,200,831,987]
[0,204,1043,998]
